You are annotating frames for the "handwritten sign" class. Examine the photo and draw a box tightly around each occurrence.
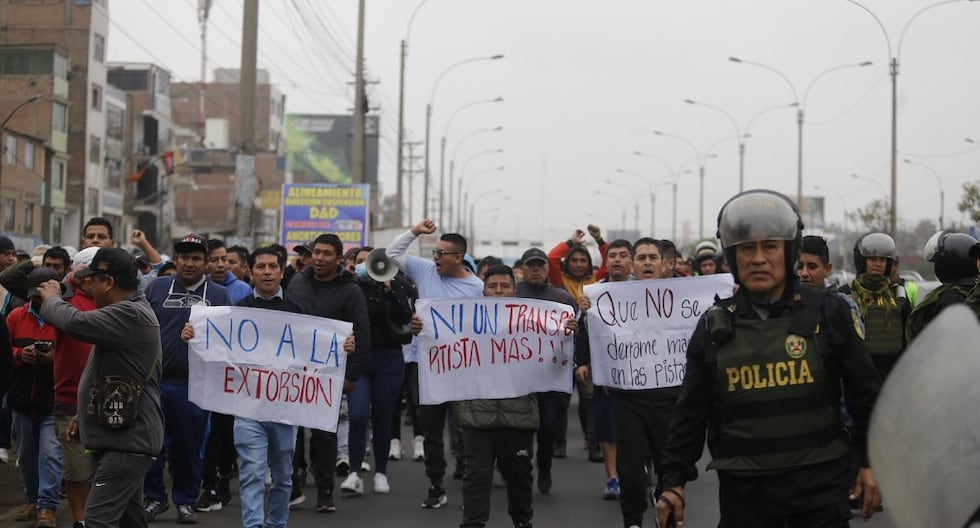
[584,275,735,390]
[415,298,576,404]
[187,306,351,432]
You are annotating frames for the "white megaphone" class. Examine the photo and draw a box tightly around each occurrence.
[365,247,398,282]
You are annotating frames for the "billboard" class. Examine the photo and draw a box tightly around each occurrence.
[800,195,825,229]
[285,114,379,186]
[280,183,370,254]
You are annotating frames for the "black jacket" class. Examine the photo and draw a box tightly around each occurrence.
[284,267,371,382]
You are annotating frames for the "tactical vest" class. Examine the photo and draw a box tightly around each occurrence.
[708,296,848,473]
[963,284,980,320]
[906,283,971,342]
[858,291,905,357]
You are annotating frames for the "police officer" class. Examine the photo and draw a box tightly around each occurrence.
[840,233,911,380]
[656,190,883,528]
[906,231,980,341]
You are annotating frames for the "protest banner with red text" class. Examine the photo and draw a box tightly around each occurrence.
[187,306,351,432]
[416,297,576,405]
[584,275,735,390]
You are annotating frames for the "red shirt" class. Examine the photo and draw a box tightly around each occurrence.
[52,280,96,413]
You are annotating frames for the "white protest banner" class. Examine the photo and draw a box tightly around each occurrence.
[585,275,735,390]
[416,297,576,405]
[187,305,351,432]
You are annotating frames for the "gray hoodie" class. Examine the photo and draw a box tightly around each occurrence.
[40,291,165,457]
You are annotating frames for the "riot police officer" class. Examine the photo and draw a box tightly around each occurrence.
[840,233,911,380]
[906,231,980,341]
[656,190,883,528]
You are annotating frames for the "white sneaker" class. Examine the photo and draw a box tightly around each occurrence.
[389,439,403,460]
[360,461,371,472]
[0,448,9,464]
[373,473,390,494]
[340,473,363,495]
[413,435,425,461]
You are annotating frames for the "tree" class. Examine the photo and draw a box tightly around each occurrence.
[957,180,980,223]
[849,199,891,233]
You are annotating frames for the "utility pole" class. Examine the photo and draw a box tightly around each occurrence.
[404,141,423,222]
[396,39,407,227]
[236,0,258,243]
[197,0,211,147]
[351,0,366,185]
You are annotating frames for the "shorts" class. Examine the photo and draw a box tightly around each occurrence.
[55,413,94,482]
[592,386,616,443]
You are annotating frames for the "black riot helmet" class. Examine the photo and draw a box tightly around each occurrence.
[923,231,980,283]
[853,232,897,276]
[716,190,803,284]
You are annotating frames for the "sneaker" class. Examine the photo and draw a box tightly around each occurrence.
[336,458,350,477]
[288,486,306,508]
[0,447,9,463]
[360,461,371,472]
[195,490,222,512]
[340,473,364,495]
[316,490,336,513]
[603,477,621,500]
[421,486,447,509]
[143,500,169,523]
[217,478,232,507]
[373,473,390,494]
[389,438,403,460]
[72,522,85,528]
[177,503,197,524]
[413,435,425,461]
[36,509,56,528]
[588,445,604,463]
[538,467,552,494]
[15,503,37,521]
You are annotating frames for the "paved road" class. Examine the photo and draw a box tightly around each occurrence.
[35,397,899,528]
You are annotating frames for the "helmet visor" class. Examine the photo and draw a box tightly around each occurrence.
[718,192,799,248]
[858,233,896,259]
[923,231,943,262]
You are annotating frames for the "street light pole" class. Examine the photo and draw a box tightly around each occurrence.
[843,0,977,234]
[458,165,503,233]
[684,99,745,192]
[440,97,503,228]
[653,130,705,239]
[396,0,432,226]
[614,168,654,235]
[903,158,945,230]
[729,57,872,212]
[0,94,43,221]
[424,54,504,219]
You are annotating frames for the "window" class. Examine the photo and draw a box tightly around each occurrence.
[54,53,68,79]
[2,198,14,231]
[106,104,124,140]
[91,83,102,112]
[5,136,15,166]
[93,33,105,63]
[104,159,122,189]
[24,142,34,171]
[53,102,68,133]
[51,216,63,244]
[0,49,54,75]
[23,203,34,232]
[89,135,101,163]
[51,159,66,191]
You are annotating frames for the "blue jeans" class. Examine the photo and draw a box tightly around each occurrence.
[144,381,210,506]
[348,348,406,475]
[234,418,296,528]
[11,411,62,510]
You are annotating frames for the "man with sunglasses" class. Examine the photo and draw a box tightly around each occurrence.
[386,218,483,510]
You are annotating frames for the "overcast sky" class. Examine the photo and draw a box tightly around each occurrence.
[108,0,980,246]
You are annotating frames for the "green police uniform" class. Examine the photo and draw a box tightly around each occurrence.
[661,283,881,525]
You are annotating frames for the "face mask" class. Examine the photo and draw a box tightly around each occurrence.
[354,262,370,280]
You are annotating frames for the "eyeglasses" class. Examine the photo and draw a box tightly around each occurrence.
[432,249,461,258]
